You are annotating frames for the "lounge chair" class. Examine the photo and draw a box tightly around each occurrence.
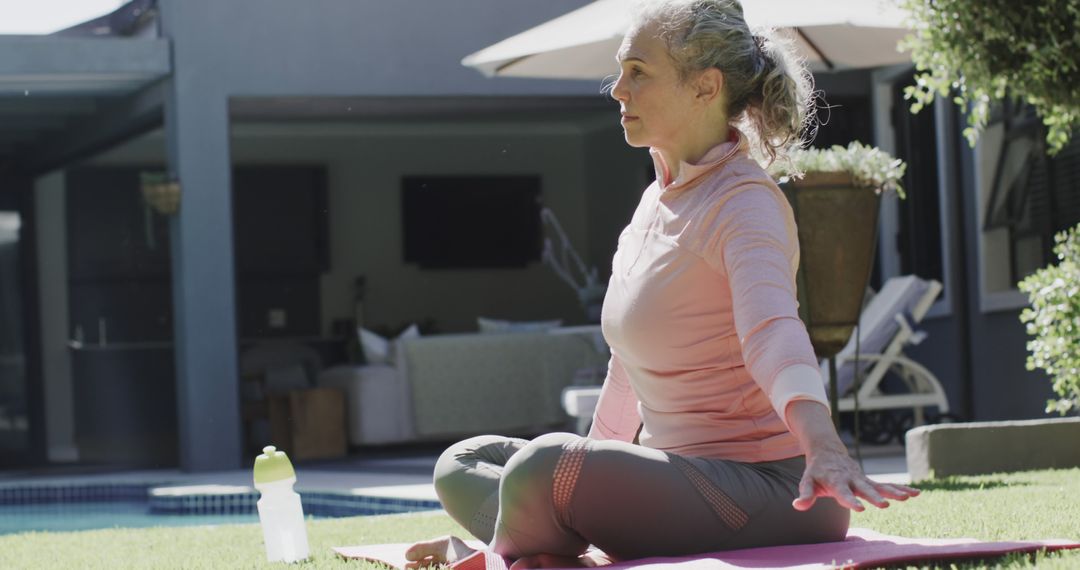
[826,275,951,429]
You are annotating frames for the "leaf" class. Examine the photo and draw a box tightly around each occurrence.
[900,0,1080,151]
[1018,222,1080,415]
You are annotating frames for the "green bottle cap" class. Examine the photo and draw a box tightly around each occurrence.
[253,445,296,485]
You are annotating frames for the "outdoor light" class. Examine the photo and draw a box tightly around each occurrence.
[140,171,181,216]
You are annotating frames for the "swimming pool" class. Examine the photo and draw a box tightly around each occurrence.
[0,482,441,535]
[0,500,260,534]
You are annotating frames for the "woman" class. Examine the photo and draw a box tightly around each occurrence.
[406,1,918,568]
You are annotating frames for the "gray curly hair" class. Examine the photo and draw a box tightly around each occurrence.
[629,0,817,166]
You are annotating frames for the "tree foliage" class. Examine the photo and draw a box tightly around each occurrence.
[1019,223,1080,415]
[900,0,1080,154]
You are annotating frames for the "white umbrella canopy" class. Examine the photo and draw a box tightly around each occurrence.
[462,0,911,79]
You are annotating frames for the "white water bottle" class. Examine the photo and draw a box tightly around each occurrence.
[254,445,310,563]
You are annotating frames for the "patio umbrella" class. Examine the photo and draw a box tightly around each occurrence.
[462,0,911,79]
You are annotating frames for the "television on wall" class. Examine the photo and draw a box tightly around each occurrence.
[402,175,543,269]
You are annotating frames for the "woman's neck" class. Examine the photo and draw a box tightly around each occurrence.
[656,123,731,182]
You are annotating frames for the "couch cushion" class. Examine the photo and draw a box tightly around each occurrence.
[401,331,605,438]
[360,324,420,365]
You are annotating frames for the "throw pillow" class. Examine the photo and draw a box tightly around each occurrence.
[477,317,563,334]
[359,324,420,365]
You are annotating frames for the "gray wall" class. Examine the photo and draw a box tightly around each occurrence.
[159,0,600,99]
[904,319,968,419]
[968,311,1056,420]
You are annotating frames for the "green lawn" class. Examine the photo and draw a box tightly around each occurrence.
[0,468,1077,569]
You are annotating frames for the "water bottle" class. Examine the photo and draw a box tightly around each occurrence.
[253,445,310,563]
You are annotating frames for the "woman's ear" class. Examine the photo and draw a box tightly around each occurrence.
[695,68,724,104]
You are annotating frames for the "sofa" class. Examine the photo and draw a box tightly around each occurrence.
[316,328,607,445]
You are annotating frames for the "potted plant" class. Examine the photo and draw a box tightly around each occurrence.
[768,142,907,419]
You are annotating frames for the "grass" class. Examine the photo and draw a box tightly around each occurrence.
[0,469,1077,569]
[0,509,466,570]
[852,468,1080,569]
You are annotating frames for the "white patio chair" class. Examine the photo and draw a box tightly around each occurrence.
[826,275,950,427]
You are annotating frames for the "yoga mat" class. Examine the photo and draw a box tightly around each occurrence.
[332,528,1079,569]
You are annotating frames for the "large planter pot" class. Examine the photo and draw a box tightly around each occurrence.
[780,172,882,359]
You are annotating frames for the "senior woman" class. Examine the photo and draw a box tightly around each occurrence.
[405,1,918,568]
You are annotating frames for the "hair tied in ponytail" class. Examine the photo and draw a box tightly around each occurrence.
[752,34,769,63]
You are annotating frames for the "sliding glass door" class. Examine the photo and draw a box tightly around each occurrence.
[0,189,42,466]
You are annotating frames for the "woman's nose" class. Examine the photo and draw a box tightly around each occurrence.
[611,72,629,102]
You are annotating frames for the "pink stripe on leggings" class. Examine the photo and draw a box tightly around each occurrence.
[551,438,589,528]
[671,455,749,530]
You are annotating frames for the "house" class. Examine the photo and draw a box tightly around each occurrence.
[0,0,1072,472]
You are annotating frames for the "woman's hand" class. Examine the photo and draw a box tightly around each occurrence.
[404,535,478,569]
[792,441,919,511]
[784,399,920,511]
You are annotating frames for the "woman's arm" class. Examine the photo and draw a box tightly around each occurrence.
[711,188,829,419]
[712,187,918,511]
[784,389,920,511]
[587,352,642,442]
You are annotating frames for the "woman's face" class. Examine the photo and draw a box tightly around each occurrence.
[612,21,703,151]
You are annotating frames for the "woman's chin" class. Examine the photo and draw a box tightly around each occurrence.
[621,131,649,148]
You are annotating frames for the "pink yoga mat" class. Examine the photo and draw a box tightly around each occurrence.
[332,528,1079,569]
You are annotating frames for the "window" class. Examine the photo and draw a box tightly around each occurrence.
[977,101,1080,311]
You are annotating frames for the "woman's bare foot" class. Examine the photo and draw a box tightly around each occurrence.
[404,535,478,569]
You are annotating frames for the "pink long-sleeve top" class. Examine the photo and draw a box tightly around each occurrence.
[589,129,829,463]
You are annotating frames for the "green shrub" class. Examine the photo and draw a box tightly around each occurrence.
[1018,223,1080,414]
[899,0,1080,154]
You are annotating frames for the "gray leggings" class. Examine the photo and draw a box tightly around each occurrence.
[434,432,849,561]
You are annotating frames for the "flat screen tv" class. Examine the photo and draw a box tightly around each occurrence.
[402,176,542,269]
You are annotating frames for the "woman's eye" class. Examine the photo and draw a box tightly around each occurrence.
[630,67,644,77]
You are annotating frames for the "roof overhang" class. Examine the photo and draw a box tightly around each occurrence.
[0,35,171,176]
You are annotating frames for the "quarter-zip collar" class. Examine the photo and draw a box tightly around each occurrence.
[649,127,747,192]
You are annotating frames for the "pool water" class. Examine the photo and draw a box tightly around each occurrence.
[0,483,442,535]
[0,500,260,534]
